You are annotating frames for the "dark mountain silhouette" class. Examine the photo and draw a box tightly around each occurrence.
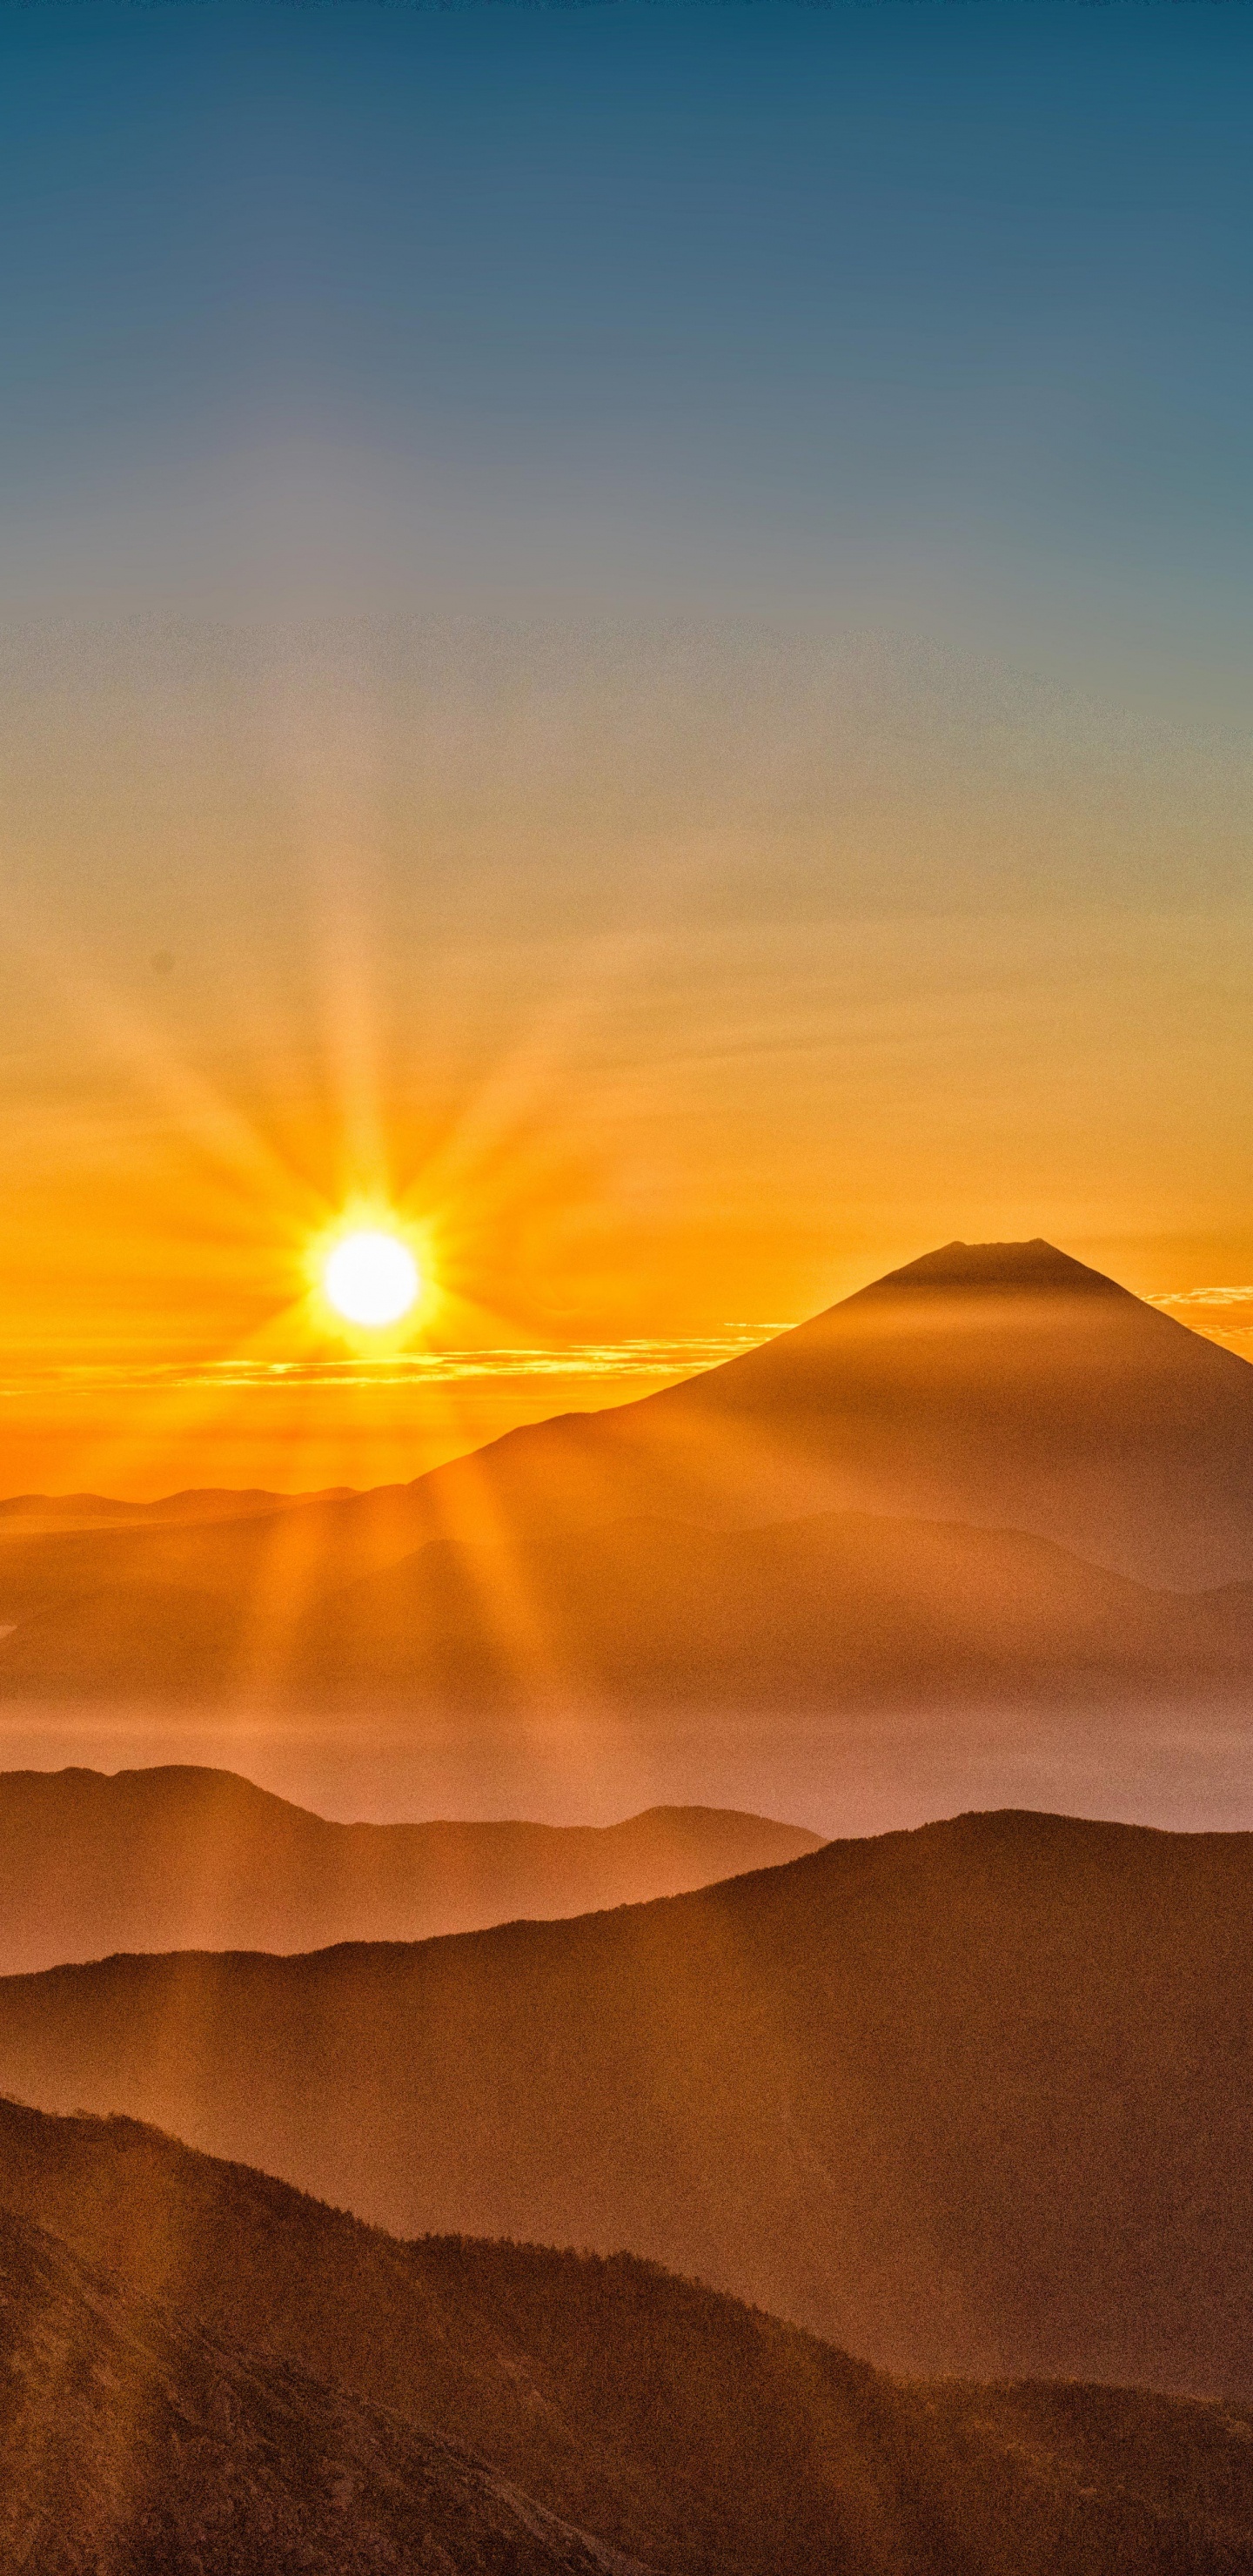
[1,1812,1250,2398]
[0,2205,634,2576]
[4,1240,1253,1714]
[0,1765,820,1972]
[2,2094,1251,2576]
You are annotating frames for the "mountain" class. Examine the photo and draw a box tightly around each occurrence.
[0,1486,356,1529]
[0,2205,628,2576]
[10,1505,1253,1712]
[0,1765,820,1971]
[283,1508,1253,1709]
[399,1238,1253,1589]
[4,1239,1253,1714]
[2,2094,1251,2576]
[1,1811,1250,2398]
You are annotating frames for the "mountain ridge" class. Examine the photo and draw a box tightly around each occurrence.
[0,2199,640,2576]
[6,1239,1253,1721]
[7,1499,1253,1712]
[0,1765,820,1971]
[0,1808,1250,2395]
[2,2091,1251,2576]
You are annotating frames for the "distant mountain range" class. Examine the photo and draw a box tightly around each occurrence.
[2,1808,1251,2400]
[0,1765,820,1971]
[6,1239,1253,1713]
[2,2093,1250,2576]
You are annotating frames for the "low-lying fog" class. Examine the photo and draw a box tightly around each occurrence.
[1,1699,1251,1836]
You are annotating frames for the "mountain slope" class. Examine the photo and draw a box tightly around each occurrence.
[0,1766,820,1971]
[0,2204,636,2576]
[286,1506,1253,1709]
[7,1499,1253,1715]
[1,2096,1251,2576]
[5,1238,1253,1714]
[0,1812,1250,2396]
[384,1237,1253,1588]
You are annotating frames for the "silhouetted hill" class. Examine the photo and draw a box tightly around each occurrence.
[0,1765,820,1971]
[0,1485,357,1527]
[1,2095,1250,2576]
[0,1812,1250,2397]
[0,2204,632,2575]
[5,1240,1253,1712]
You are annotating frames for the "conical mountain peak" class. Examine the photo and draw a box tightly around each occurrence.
[857,1238,1129,1300]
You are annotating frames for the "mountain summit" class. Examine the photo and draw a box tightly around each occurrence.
[5,1238,1253,1713]
[406,1235,1253,1588]
[854,1238,1129,1297]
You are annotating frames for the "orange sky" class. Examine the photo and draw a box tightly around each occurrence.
[4,8,1253,1503]
[2,620,1251,1499]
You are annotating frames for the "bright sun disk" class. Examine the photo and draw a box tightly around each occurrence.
[323,1229,420,1328]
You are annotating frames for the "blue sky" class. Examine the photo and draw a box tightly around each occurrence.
[3,0,1251,667]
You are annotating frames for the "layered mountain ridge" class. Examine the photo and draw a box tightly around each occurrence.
[1,1808,1250,2397]
[0,1765,820,1972]
[3,1240,1249,2562]
[4,1239,1253,1714]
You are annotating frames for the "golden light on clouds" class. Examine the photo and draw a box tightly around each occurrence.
[1148,1288,1253,1364]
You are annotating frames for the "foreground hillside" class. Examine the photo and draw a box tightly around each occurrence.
[0,1766,819,1970]
[0,2096,1250,2576]
[0,1811,1250,2394]
[0,2205,626,2576]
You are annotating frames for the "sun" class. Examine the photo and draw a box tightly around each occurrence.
[322,1228,421,1329]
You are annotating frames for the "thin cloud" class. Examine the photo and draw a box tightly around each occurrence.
[0,1330,777,1398]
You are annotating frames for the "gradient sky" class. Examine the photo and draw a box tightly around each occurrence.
[3,0,1252,1494]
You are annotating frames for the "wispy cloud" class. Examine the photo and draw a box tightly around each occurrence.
[1148,1288,1253,1356]
[0,1329,777,1398]
[1149,1286,1253,1311]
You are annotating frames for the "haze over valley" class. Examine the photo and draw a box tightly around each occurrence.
[8,1243,1253,1832]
